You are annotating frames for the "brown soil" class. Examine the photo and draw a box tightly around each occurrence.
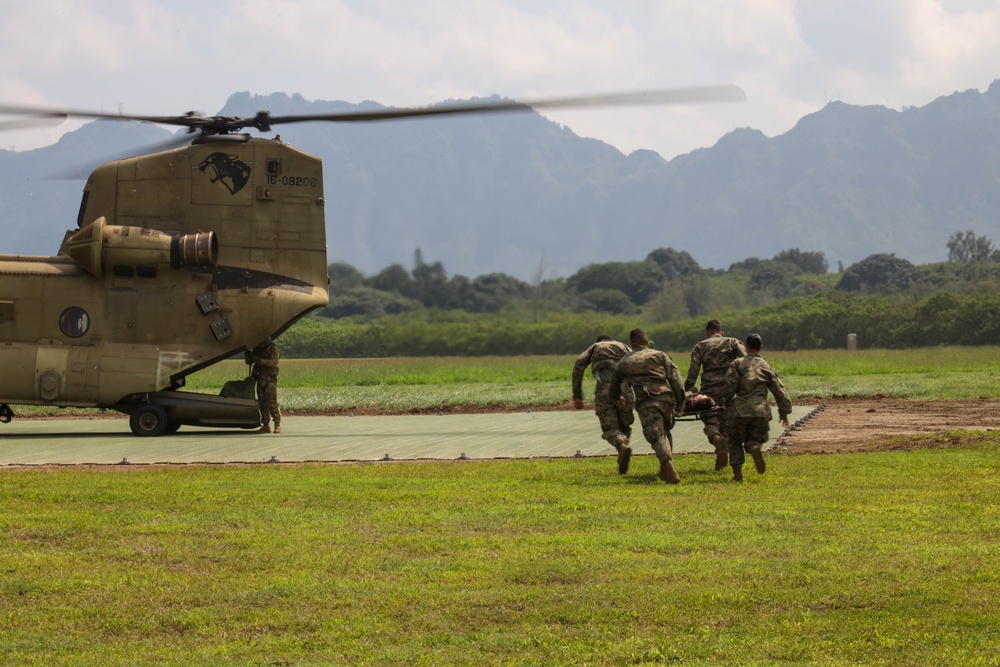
[771,397,1000,454]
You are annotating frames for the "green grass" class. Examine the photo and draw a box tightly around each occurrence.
[180,347,1000,411]
[15,347,1000,418]
[2,439,999,666]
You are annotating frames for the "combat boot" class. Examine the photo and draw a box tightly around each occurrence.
[658,459,681,484]
[731,465,743,482]
[273,424,281,434]
[710,433,729,471]
[748,444,766,474]
[616,438,632,475]
[258,424,271,434]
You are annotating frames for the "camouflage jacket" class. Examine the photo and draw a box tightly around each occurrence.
[608,347,685,407]
[572,340,632,400]
[685,334,746,393]
[722,353,791,420]
[250,342,280,381]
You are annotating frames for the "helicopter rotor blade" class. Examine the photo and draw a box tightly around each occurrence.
[1,83,745,137]
[0,114,68,132]
[259,84,746,128]
[49,130,199,180]
[0,104,211,131]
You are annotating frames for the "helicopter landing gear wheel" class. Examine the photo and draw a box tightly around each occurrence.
[130,404,168,437]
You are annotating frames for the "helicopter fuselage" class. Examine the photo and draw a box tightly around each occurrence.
[0,135,329,429]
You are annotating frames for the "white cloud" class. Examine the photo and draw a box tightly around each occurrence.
[0,0,998,155]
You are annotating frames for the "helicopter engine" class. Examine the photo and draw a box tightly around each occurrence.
[62,216,218,279]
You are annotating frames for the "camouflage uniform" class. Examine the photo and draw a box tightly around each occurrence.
[722,353,791,469]
[608,347,685,465]
[572,340,635,450]
[685,334,746,444]
[250,341,281,432]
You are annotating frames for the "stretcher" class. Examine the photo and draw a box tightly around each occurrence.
[676,405,725,422]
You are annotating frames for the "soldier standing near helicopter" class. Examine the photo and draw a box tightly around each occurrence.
[247,339,281,433]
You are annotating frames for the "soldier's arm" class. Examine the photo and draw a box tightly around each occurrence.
[721,361,740,401]
[571,346,594,402]
[767,368,792,422]
[684,344,702,392]
[734,340,747,357]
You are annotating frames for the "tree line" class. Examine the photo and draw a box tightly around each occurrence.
[286,230,1000,356]
[281,290,1000,358]
[321,230,1000,322]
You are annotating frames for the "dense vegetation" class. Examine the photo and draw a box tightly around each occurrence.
[286,231,1000,357]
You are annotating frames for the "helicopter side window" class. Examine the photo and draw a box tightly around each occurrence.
[59,307,90,338]
[137,266,157,279]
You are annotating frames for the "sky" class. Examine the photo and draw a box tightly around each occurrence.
[1,0,999,159]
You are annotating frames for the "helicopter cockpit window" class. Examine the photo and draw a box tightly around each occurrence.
[59,307,90,338]
[76,191,90,228]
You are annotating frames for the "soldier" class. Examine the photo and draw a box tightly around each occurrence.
[608,328,686,484]
[572,335,636,474]
[721,333,791,482]
[247,338,281,433]
[685,319,746,471]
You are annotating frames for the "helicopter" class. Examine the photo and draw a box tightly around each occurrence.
[0,85,744,436]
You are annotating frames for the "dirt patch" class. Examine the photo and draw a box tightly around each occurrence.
[773,397,1000,454]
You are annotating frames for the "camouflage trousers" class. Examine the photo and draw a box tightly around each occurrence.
[594,384,634,449]
[726,416,770,467]
[698,384,729,442]
[634,394,676,463]
[257,377,281,428]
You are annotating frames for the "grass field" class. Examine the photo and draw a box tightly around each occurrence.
[14,347,1000,418]
[2,440,998,666]
[177,347,1000,412]
[3,348,999,665]
[176,347,1000,411]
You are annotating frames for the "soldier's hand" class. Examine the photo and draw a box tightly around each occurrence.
[616,397,626,410]
[780,417,790,428]
[573,399,584,410]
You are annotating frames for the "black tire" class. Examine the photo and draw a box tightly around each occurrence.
[163,420,182,434]
[130,404,169,437]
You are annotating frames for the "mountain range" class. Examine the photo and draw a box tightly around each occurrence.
[2,79,999,280]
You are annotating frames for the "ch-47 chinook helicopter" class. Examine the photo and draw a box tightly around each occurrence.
[0,84,744,436]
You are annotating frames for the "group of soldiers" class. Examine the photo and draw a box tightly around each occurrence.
[572,319,791,483]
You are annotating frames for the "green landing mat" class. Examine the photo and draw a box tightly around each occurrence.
[0,407,813,466]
